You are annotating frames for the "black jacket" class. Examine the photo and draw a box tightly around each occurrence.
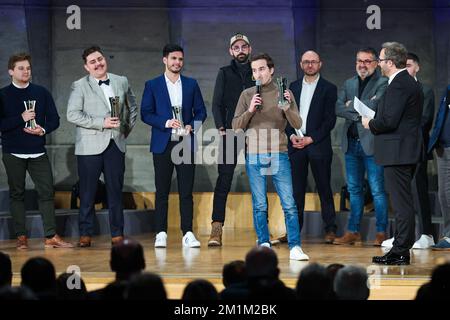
[211,59,254,129]
[369,70,424,166]
[286,76,337,158]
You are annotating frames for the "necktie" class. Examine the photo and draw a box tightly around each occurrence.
[98,79,110,86]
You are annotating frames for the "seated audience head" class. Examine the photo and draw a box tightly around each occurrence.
[110,238,146,281]
[326,263,345,284]
[56,272,87,300]
[222,260,247,287]
[0,252,13,287]
[182,279,219,300]
[125,272,167,300]
[21,257,56,298]
[334,265,370,300]
[245,247,279,280]
[296,263,333,300]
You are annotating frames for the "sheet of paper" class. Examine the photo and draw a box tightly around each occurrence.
[353,96,375,119]
[295,128,304,137]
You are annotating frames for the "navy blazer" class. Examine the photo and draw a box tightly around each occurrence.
[286,76,337,157]
[141,74,207,154]
[428,85,450,154]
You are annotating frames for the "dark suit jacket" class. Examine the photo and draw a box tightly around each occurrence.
[286,76,337,158]
[428,86,450,154]
[369,70,424,166]
[140,74,207,154]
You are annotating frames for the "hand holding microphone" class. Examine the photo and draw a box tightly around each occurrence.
[249,80,262,113]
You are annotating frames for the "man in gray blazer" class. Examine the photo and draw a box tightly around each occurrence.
[67,46,137,247]
[334,47,389,246]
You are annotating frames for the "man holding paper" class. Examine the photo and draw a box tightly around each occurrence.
[334,47,389,246]
[362,42,423,265]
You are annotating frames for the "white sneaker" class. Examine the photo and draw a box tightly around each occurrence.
[260,242,271,248]
[290,246,309,261]
[412,234,435,249]
[381,236,394,248]
[155,231,167,248]
[182,231,201,248]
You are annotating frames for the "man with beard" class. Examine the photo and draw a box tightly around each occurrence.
[67,46,138,247]
[362,42,423,265]
[286,50,338,243]
[208,33,255,246]
[334,48,389,246]
[141,44,207,248]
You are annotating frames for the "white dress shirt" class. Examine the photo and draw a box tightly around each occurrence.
[299,74,320,134]
[164,73,183,135]
[11,81,45,159]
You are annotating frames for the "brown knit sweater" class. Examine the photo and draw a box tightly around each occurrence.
[232,80,302,154]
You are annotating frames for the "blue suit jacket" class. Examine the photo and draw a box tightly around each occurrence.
[286,76,337,157]
[141,74,207,154]
[428,85,450,154]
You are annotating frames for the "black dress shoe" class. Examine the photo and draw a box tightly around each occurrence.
[372,251,410,265]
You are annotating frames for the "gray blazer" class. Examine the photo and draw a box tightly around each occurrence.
[67,73,137,155]
[335,70,388,155]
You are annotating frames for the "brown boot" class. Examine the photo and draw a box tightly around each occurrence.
[324,231,336,244]
[111,236,124,246]
[17,235,28,250]
[208,222,223,247]
[78,236,92,248]
[45,234,74,248]
[373,232,387,246]
[333,232,362,245]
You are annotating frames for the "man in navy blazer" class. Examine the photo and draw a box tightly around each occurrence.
[141,44,207,248]
[286,50,338,243]
[428,86,450,250]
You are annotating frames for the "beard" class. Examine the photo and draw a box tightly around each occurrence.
[235,53,249,63]
[357,68,369,79]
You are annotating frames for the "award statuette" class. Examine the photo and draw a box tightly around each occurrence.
[109,96,120,118]
[171,105,186,136]
[276,77,289,109]
[23,100,37,129]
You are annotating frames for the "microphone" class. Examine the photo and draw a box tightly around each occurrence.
[255,80,262,110]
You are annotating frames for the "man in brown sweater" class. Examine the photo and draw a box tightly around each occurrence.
[232,53,309,261]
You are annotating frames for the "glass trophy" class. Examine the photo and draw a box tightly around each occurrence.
[109,96,120,118]
[23,100,36,129]
[276,77,289,109]
[171,105,186,136]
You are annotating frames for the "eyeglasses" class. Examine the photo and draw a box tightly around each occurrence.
[356,59,376,65]
[378,58,389,63]
[301,60,320,66]
[231,44,249,52]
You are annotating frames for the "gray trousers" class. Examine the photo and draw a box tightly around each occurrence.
[437,147,450,238]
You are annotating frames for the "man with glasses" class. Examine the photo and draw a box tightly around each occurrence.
[286,50,338,244]
[334,48,389,246]
[362,42,423,265]
[208,33,255,246]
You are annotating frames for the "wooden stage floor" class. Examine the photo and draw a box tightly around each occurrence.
[1,228,449,300]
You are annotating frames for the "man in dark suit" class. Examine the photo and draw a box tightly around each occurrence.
[362,42,424,265]
[141,44,207,248]
[286,50,338,243]
[382,52,436,249]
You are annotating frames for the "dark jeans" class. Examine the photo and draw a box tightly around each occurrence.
[212,134,240,223]
[290,150,337,233]
[153,140,195,234]
[77,140,125,238]
[2,153,56,237]
[384,164,417,256]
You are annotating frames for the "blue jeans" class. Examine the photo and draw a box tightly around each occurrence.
[245,152,301,249]
[345,139,388,233]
